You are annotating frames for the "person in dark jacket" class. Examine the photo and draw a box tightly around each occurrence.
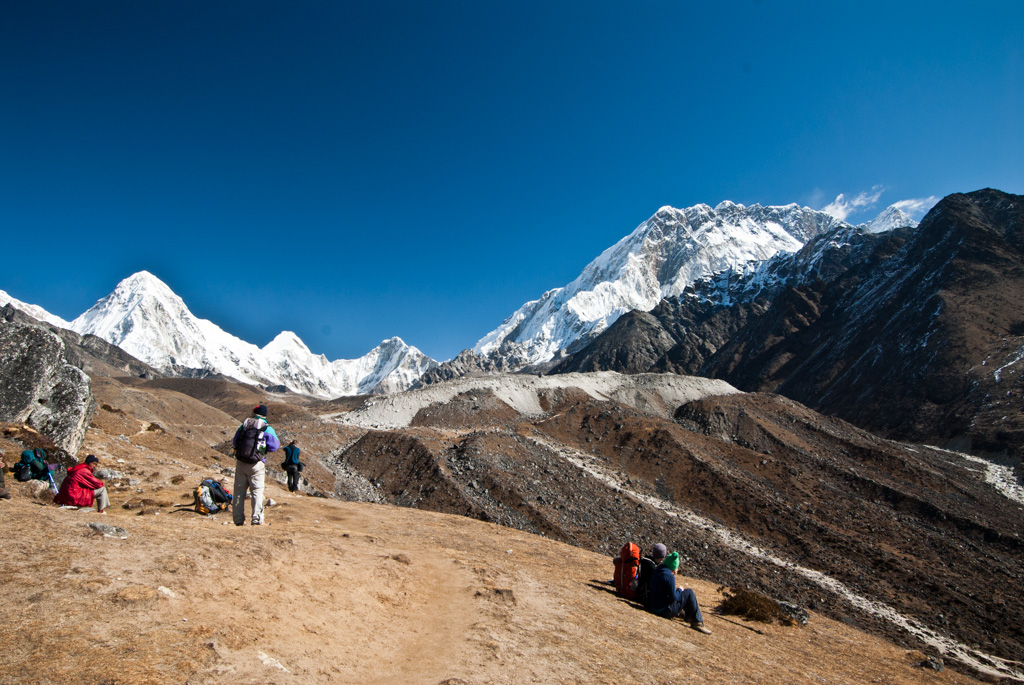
[645,544,712,634]
[281,440,302,493]
[634,543,661,606]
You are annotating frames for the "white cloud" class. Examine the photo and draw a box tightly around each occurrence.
[892,196,940,220]
[821,186,886,221]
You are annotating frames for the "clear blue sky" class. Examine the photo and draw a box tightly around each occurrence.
[2,1,1021,362]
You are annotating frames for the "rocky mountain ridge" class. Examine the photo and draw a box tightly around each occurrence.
[1,199,913,402]
[468,202,914,371]
[552,189,1024,463]
[1,271,437,397]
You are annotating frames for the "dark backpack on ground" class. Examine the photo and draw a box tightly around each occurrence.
[234,418,267,464]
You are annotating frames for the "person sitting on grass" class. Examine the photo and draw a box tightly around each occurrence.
[645,544,712,634]
[54,455,109,514]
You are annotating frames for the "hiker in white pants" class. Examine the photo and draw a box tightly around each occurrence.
[231,404,280,526]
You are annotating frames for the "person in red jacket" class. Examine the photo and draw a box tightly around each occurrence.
[54,455,109,513]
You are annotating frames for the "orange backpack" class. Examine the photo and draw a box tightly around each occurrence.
[613,542,641,598]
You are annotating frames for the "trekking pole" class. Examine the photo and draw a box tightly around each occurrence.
[47,471,58,494]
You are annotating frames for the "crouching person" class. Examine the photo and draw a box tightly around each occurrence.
[54,455,109,514]
[645,544,712,634]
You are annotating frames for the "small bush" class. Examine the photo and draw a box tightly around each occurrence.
[717,586,798,625]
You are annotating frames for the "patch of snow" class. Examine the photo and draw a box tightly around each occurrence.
[926,446,1024,506]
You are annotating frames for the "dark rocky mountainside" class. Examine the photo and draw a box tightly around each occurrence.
[554,189,1024,463]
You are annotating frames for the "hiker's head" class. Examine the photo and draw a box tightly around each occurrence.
[651,543,667,562]
[84,455,99,468]
[253,405,268,417]
[289,440,296,446]
[664,551,680,572]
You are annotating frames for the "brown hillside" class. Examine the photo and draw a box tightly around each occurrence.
[0,480,983,684]
[2,373,1020,683]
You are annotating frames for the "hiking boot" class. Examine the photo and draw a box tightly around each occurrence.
[691,621,712,635]
[0,488,10,500]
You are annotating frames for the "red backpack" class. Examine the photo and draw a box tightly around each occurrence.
[613,542,641,598]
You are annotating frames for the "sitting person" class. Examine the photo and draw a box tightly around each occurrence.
[0,449,9,500]
[645,544,712,634]
[54,455,109,514]
[15,448,49,482]
[635,543,662,606]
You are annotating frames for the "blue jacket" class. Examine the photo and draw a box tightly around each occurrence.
[283,444,301,465]
[646,565,680,617]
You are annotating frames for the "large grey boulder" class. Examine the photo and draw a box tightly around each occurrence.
[0,321,96,456]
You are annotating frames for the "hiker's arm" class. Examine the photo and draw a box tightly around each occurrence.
[265,428,280,452]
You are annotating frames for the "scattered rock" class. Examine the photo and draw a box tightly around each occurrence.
[86,522,128,539]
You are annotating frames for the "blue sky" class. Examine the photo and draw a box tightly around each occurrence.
[2,1,1021,362]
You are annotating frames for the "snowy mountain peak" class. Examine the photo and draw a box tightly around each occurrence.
[860,205,918,234]
[63,273,437,397]
[263,331,313,356]
[474,201,854,369]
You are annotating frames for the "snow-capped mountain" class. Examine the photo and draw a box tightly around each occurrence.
[473,201,864,369]
[861,205,916,234]
[689,208,920,306]
[0,290,73,329]
[15,271,435,397]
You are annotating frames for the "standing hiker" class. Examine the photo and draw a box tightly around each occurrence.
[281,440,302,493]
[645,544,712,634]
[54,455,109,514]
[231,404,280,526]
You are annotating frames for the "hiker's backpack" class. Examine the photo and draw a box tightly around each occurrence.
[635,556,657,606]
[193,484,216,515]
[613,542,641,599]
[203,478,232,505]
[234,417,268,464]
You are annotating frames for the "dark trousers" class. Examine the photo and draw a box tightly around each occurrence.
[284,464,300,492]
[658,588,704,624]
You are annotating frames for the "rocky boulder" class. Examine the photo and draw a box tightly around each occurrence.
[0,321,96,456]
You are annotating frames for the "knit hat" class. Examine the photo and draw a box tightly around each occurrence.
[664,551,680,571]
[253,405,268,417]
[651,543,668,560]
[84,455,99,465]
